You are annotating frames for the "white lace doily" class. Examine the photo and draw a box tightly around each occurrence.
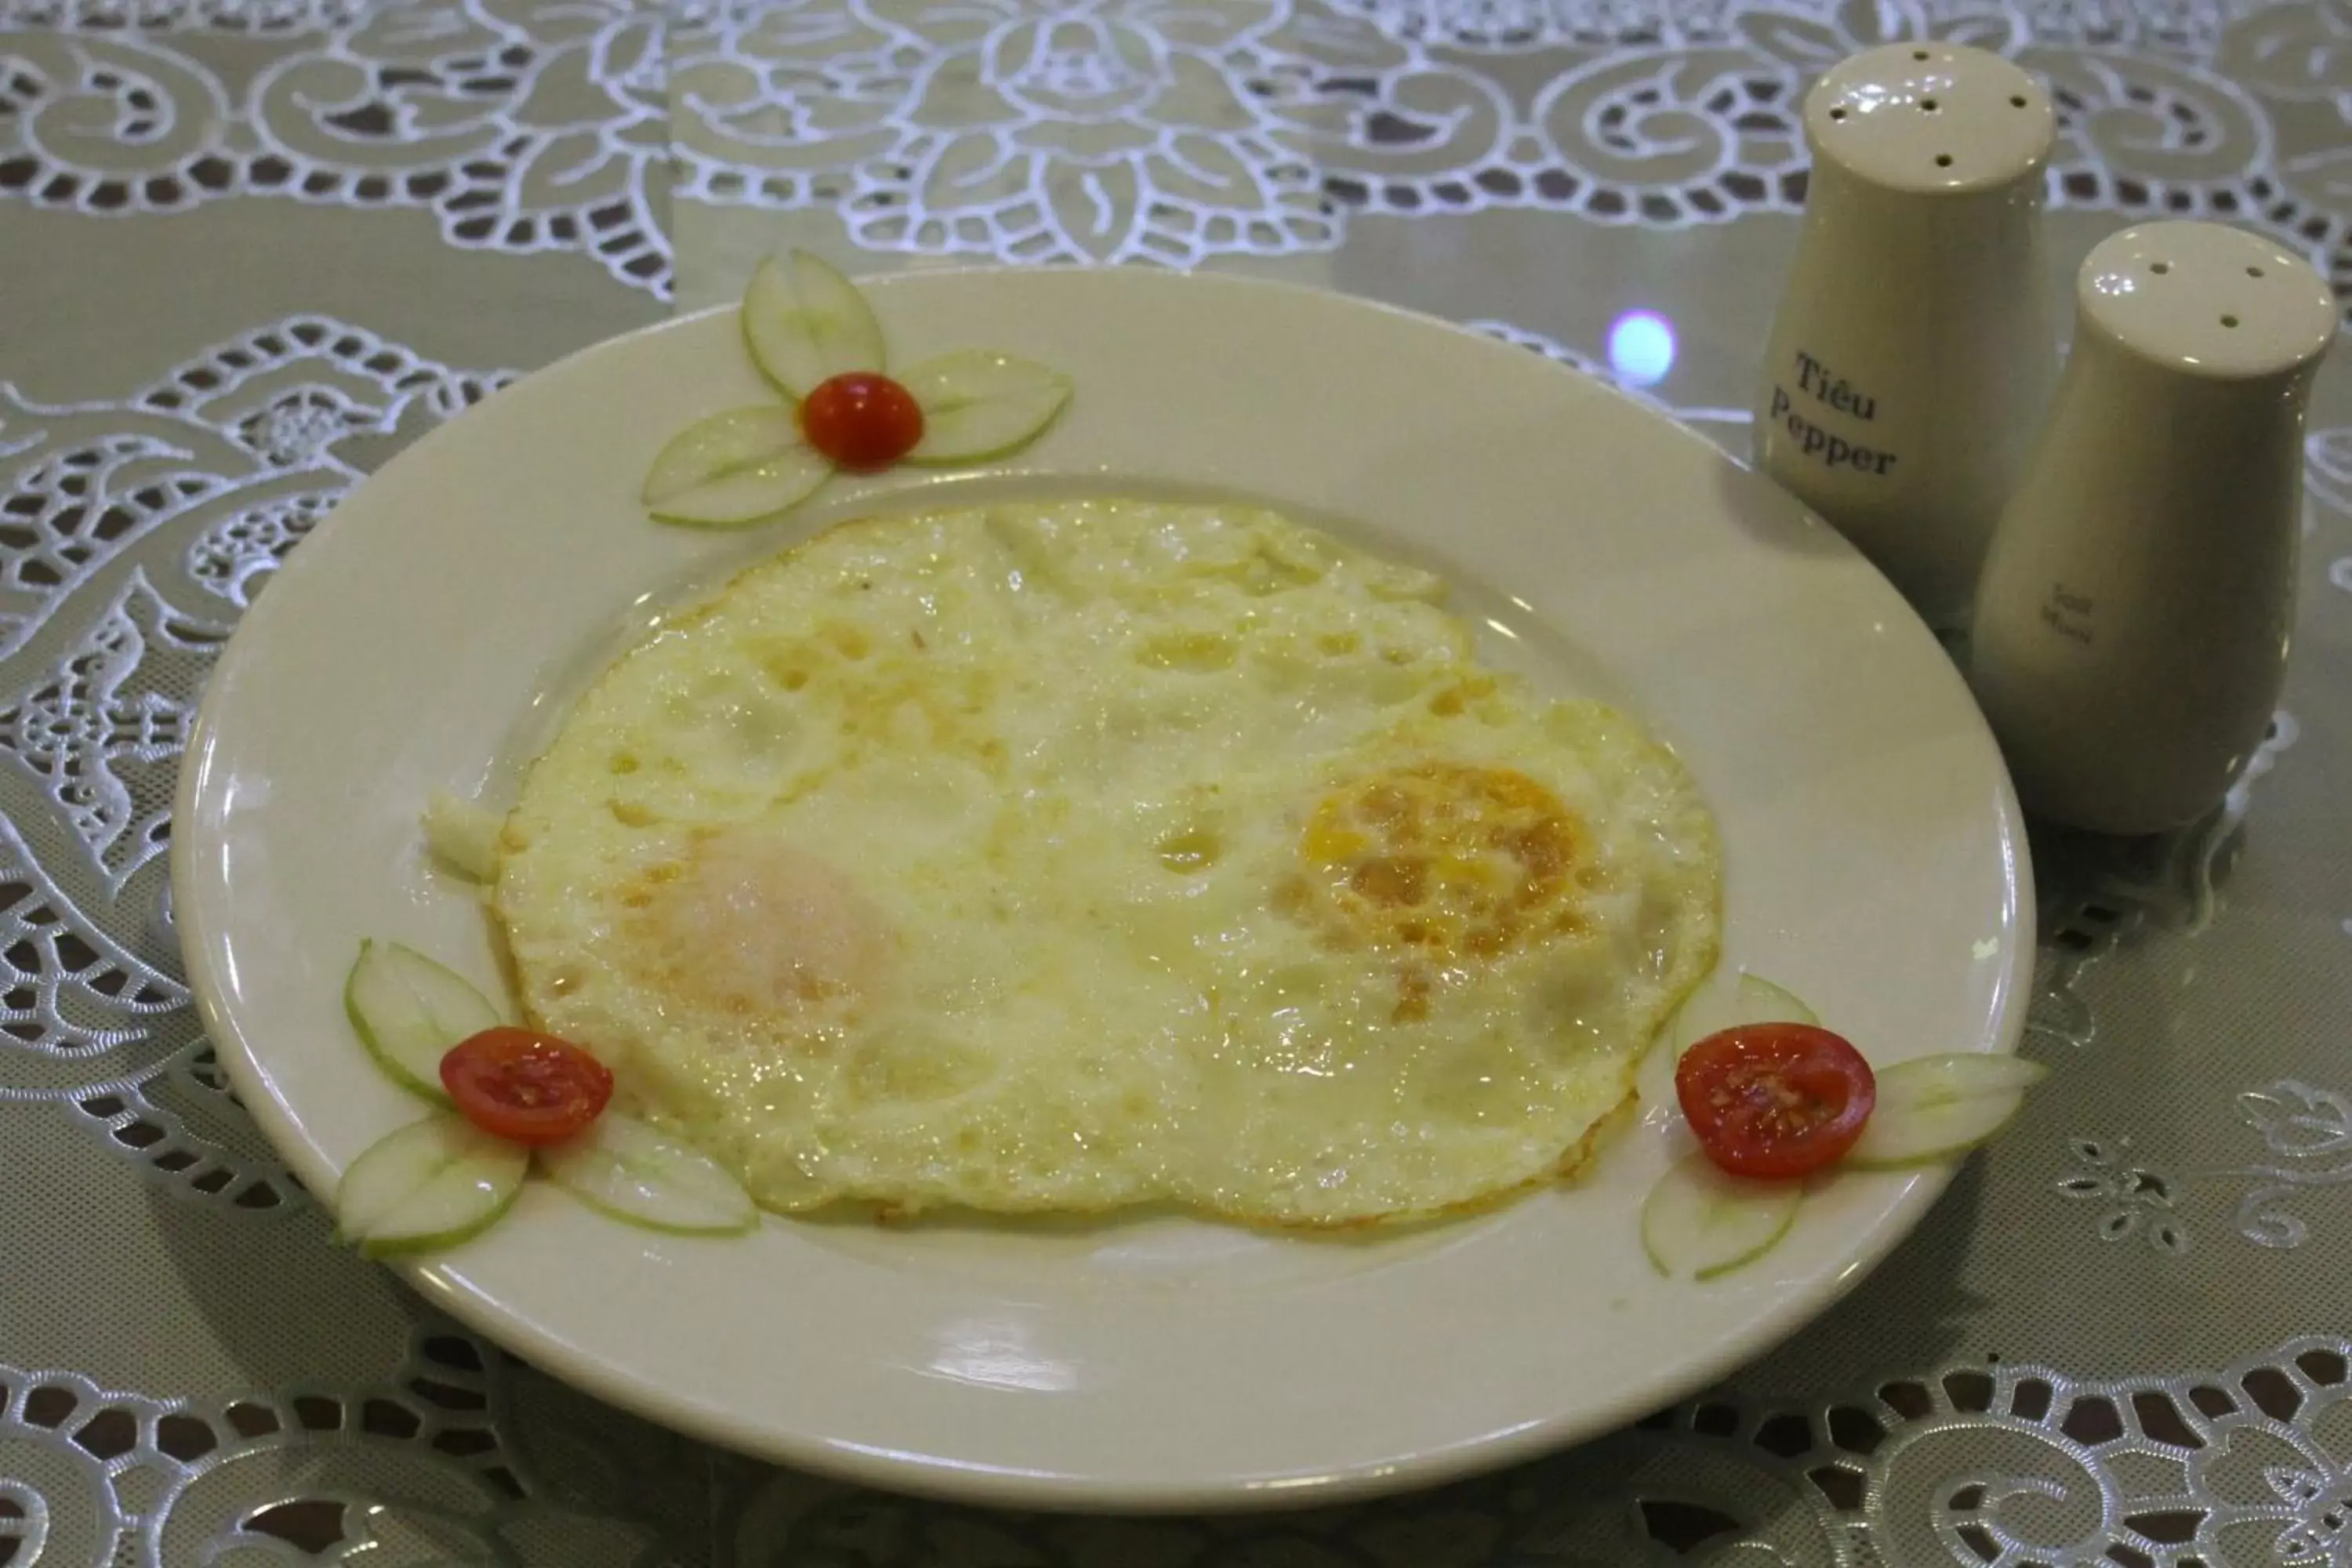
[5,2,2352,1563]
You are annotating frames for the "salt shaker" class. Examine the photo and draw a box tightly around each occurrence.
[1969,222,2335,835]
[1756,42,2059,628]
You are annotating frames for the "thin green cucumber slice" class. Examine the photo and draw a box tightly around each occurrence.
[336,1116,528,1258]
[647,442,832,528]
[345,940,502,1103]
[1671,971,1820,1057]
[1844,1054,2049,1169]
[422,790,501,882]
[641,405,802,506]
[1640,1151,1803,1281]
[539,1114,757,1236]
[742,250,885,397]
[898,350,1073,465]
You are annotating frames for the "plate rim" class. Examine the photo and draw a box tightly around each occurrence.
[172,264,2035,1512]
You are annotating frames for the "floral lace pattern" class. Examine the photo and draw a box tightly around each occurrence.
[2058,1136,2190,1253]
[9,1325,2352,1565]
[0,1331,682,1564]
[0,0,671,292]
[2052,1076,2352,1260]
[669,0,2352,309]
[0,315,508,1212]
[13,0,2352,303]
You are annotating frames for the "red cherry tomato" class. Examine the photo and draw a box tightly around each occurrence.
[441,1028,614,1145]
[798,372,925,470]
[1675,1022,1877,1180]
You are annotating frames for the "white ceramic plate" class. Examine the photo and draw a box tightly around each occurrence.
[175,267,2032,1512]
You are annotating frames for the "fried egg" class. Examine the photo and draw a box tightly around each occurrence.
[493,499,1720,1225]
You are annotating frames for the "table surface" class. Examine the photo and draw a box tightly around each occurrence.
[5,2,2351,1563]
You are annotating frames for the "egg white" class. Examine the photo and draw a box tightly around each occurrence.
[493,499,1720,1225]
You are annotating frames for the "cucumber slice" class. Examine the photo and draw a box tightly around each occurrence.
[899,350,1074,465]
[742,251,885,398]
[539,1114,757,1236]
[336,1116,528,1258]
[1670,971,1820,1056]
[646,443,832,529]
[1640,1151,1802,1281]
[345,940,502,1103]
[641,405,802,506]
[422,790,501,882]
[1844,1054,2049,1170]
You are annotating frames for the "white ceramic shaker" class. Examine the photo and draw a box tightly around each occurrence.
[1756,42,2060,628]
[1969,221,2336,835]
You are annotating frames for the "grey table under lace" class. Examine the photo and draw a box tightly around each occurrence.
[4,2,2350,1563]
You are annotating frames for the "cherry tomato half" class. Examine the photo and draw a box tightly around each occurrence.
[1675,1022,1877,1180]
[798,371,925,470]
[441,1027,614,1145]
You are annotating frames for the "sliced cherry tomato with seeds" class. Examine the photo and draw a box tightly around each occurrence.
[1675,1022,1877,1180]
[797,371,925,470]
[441,1027,614,1146]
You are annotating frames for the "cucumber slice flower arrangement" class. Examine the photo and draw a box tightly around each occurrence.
[332,804,757,1258]
[1641,973,2048,1281]
[641,249,1075,528]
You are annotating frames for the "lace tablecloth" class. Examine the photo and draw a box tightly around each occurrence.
[5,2,2350,1563]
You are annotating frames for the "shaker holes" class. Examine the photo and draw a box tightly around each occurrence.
[2247,266,2267,278]
[1922,98,1940,111]
[2221,314,2241,328]
[1935,154,1953,167]
[1913,48,1929,59]
[2151,262,2171,274]
[2010,95,2028,107]
[1830,107,1848,121]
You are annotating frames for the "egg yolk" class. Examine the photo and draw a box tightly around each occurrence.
[1291,763,1593,1018]
[623,828,894,1018]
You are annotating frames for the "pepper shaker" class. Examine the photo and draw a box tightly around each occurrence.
[1756,42,2060,628]
[1967,222,2334,835]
